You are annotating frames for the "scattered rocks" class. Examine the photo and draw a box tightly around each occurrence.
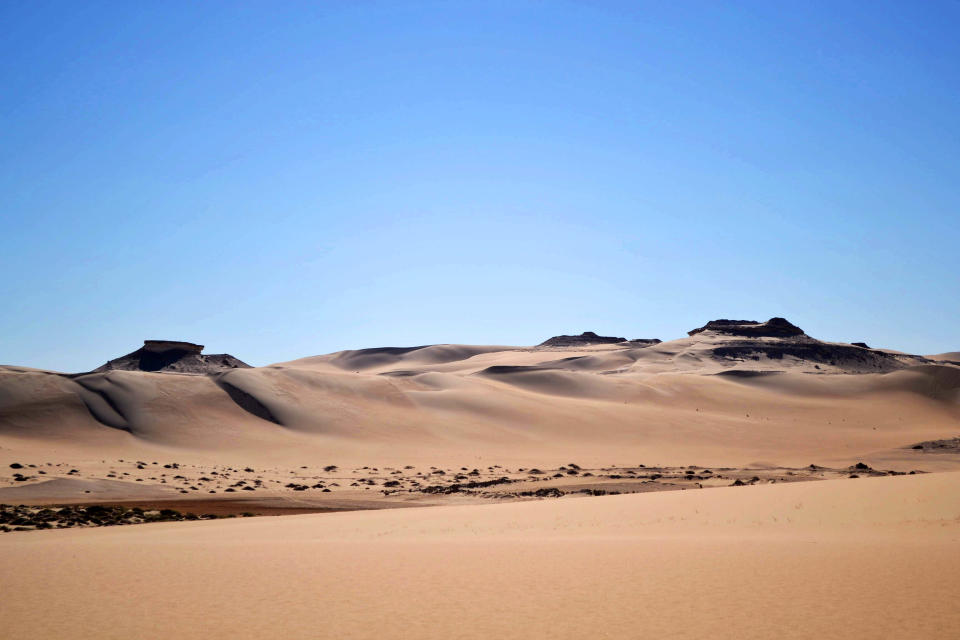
[909,437,960,452]
[421,477,513,495]
[513,487,565,498]
[0,503,221,532]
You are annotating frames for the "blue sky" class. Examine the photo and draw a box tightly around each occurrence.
[1,1,958,371]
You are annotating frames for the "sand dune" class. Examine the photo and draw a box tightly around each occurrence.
[280,344,515,372]
[928,351,960,363]
[2,320,958,638]
[1,472,957,639]
[1,321,958,475]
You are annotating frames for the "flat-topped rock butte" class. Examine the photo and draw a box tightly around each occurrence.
[91,339,250,374]
[687,317,806,337]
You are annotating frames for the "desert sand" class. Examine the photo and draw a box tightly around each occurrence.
[1,318,958,638]
[1,472,958,639]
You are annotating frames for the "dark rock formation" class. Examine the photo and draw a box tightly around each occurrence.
[708,341,904,371]
[628,338,662,345]
[92,340,250,374]
[539,331,626,347]
[909,437,960,452]
[687,317,805,338]
[143,340,203,354]
[852,342,871,349]
[685,317,931,373]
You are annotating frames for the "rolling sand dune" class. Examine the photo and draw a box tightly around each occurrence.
[1,318,958,638]
[928,351,960,363]
[2,320,957,472]
[1,472,958,639]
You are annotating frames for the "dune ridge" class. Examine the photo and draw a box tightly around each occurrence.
[1,319,958,639]
[1,319,957,473]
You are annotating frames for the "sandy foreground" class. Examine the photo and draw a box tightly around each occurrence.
[2,471,958,640]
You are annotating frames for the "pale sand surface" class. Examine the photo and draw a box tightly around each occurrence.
[3,337,959,510]
[3,363,958,470]
[928,351,960,362]
[4,333,959,475]
[2,332,958,637]
[2,472,958,640]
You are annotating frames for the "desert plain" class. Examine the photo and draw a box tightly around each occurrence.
[1,318,959,639]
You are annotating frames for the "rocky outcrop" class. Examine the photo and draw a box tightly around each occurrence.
[92,340,250,374]
[539,331,626,347]
[909,437,960,452]
[687,317,805,338]
[684,318,935,373]
[143,340,203,354]
[707,342,904,372]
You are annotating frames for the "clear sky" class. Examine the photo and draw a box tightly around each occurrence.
[1,1,958,372]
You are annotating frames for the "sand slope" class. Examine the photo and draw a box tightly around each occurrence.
[3,327,957,637]
[1,472,957,639]
[2,333,959,471]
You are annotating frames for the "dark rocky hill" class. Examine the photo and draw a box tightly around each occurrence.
[539,331,627,347]
[687,317,805,338]
[91,340,250,374]
[687,318,932,373]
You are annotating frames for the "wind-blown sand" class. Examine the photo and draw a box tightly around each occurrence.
[2,330,958,473]
[1,472,958,639]
[1,320,958,638]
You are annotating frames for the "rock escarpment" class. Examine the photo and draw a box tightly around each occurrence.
[92,340,250,374]
[687,317,805,338]
[686,318,929,373]
[539,332,627,347]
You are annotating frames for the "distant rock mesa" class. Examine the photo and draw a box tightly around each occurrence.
[93,340,250,374]
[687,317,805,338]
[539,331,627,347]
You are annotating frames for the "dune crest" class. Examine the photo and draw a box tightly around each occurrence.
[0,320,956,471]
